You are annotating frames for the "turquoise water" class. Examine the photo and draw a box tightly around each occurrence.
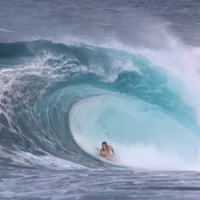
[1,1,200,199]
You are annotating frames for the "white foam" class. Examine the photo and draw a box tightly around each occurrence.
[0,148,86,170]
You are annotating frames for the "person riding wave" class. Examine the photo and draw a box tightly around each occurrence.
[100,141,115,161]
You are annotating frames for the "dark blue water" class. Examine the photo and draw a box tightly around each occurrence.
[1,0,200,199]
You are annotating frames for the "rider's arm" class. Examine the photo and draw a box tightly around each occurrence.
[109,145,114,154]
[111,147,115,154]
[100,149,105,157]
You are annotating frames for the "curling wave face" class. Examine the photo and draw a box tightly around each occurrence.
[0,39,200,170]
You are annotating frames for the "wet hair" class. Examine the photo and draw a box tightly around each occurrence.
[102,141,109,152]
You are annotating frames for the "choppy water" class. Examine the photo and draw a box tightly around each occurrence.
[1,0,200,199]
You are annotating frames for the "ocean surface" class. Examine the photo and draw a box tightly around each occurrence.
[1,0,200,199]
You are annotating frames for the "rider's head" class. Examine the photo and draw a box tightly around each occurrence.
[102,141,108,150]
